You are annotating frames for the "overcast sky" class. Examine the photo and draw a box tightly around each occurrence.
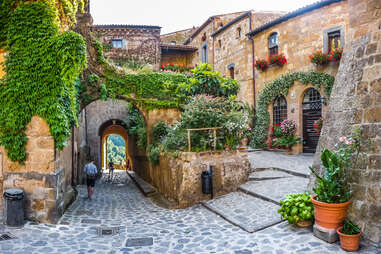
[91,0,317,34]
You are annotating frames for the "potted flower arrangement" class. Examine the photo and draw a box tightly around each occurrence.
[337,220,362,251]
[309,51,330,65]
[309,127,368,230]
[269,54,287,67]
[254,59,269,71]
[313,117,323,135]
[278,193,314,227]
[329,47,343,62]
[272,119,301,151]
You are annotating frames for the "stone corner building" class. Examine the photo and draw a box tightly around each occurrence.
[308,0,381,247]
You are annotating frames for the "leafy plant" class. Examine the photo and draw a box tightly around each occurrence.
[269,54,287,66]
[278,193,314,224]
[251,72,334,148]
[151,121,169,144]
[328,47,343,61]
[99,83,108,101]
[310,127,369,203]
[254,59,269,71]
[273,134,301,148]
[340,220,361,235]
[125,103,147,149]
[148,144,160,166]
[309,51,330,65]
[313,117,323,135]
[224,135,237,148]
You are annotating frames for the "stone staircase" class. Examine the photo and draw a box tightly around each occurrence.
[201,167,310,233]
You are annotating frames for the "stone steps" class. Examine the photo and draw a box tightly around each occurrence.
[126,171,156,197]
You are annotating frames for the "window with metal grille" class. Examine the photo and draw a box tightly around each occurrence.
[268,32,278,56]
[303,88,321,110]
[112,39,123,49]
[273,95,287,124]
[328,30,341,52]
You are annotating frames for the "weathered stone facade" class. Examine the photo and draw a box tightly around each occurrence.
[160,27,197,45]
[308,0,381,247]
[90,25,161,68]
[146,150,250,208]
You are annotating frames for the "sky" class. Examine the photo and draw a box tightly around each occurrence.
[91,0,318,34]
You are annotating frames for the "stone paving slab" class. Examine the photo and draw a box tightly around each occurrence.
[127,170,156,196]
[239,177,309,204]
[202,192,282,233]
[248,150,313,177]
[248,169,293,180]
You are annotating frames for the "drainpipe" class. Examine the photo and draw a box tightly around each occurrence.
[248,14,256,109]
[212,17,215,69]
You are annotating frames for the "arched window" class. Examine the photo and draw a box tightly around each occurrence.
[302,88,321,110]
[273,95,287,124]
[218,39,222,48]
[268,32,278,56]
[229,66,235,79]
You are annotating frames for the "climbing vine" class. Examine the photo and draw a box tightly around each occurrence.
[0,1,87,162]
[251,71,334,148]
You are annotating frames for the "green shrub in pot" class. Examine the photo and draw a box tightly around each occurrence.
[278,193,314,225]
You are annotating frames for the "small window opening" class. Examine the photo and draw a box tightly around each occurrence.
[268,32,278,56]
[112,39,123,49]
[229,67,235,79]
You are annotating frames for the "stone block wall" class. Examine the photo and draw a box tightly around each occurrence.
[160,28,197,45]
[308,0,381,247]
[0,116,75,223]
[146,150,250,208]
[252,1,348,97]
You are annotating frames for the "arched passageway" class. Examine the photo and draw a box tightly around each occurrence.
[99,120,133,171]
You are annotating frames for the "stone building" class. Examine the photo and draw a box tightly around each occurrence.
[308,0,381,247]
[90,24,161,68]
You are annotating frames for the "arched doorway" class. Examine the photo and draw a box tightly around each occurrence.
[99,120,132,171]
[302,88,322,153]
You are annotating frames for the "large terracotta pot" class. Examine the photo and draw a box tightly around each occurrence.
[337,226,362,252]
[311,195,351,229]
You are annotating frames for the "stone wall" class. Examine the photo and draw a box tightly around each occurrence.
[90,25,161,68]
[252,1,348,97]
[148,150,250,208]
[160,28,197,45]
[308,0,381,247]
[0,116,75,223]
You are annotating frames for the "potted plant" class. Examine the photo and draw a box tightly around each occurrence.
[328,47,343,62]
[278,193,314,227]
[224,135,236,150]
[313,117,323,135]
[269,54,287,67]
[309,127,368,229]
[254,59,269,71]
[272,119,301,151]
[309,51,330,66]
[337,220,362,251]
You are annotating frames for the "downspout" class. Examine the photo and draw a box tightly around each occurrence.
[248,14,256,109]
[212,17,215,68]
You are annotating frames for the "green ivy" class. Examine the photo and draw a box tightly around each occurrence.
[0,1,86,162]
[251,71,334,148]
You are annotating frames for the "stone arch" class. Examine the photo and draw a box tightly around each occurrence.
[76,99,145,183]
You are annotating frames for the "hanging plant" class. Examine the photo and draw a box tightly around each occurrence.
[269,54,287,67]
[328,47,343,61]
[313,117,323,135]
[309,51,330,65]
[254,59,269,71]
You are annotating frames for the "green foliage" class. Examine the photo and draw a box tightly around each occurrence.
[0,1,86,162]
[273,134,301,148]
[152,121,169,144]
[125,103,147,149]
[340,220,361,235]
[177,63,239,99]
[147,144,160,166]
[251,72,334,148]
[94,38,106,64]
[89,73,100,84]
[278,193,314,224]
[99,83,108,101]
[107,134,126,163]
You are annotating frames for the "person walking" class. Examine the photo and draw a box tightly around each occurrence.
[84,160,97,200]
[108,160,114,182]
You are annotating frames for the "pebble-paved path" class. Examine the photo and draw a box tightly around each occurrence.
[1,164,380,253]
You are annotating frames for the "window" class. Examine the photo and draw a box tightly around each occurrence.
[268,32,278,56]
[218,40,222,48]
[273,95,287,124]
[229,67,235,79]
[201,42,208,63]
[112,39,123,49]
[170,41,176,45]
[328,30,341,52]
[219,22,224,27]
[237,27,241,38]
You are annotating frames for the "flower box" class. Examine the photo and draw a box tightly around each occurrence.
[269,54,287,67]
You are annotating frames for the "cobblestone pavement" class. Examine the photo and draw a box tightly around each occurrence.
[248,151,313,176]
[1,172,380,254]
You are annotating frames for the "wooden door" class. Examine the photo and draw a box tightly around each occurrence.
[302,88,322,153]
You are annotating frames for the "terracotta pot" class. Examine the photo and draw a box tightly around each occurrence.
[337,226,362,252]
[241,138,248,146]
[311,195,351,229]
[296,220,313,228]
[224,145,231,150]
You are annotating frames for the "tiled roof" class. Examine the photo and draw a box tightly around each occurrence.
[247,0,343,37]
[211,11,252,37]
[92,24,161,29]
